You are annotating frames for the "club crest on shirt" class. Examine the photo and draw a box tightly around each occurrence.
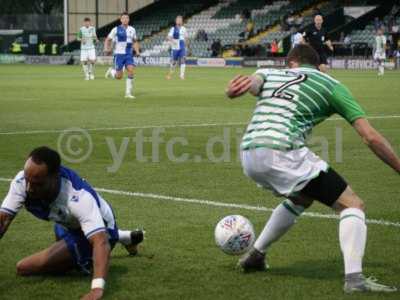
[70,195,79,202]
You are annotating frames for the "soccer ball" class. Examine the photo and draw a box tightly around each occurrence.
[214,215,255,255]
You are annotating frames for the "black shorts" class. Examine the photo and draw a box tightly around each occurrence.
[300,167,348,207]
[318,51,328,65]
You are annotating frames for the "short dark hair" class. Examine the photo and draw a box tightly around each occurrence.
[84,17,91,22]
[121,11,129,17]
[287,44,320,67]
[29,146,61,175]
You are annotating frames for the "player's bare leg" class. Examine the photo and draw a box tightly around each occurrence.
[16,240,74,276]
[125,65,135,99]
[333,186,396,293]
[114,69,123,80]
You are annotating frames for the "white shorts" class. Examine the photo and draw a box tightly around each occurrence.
[80,49,96,62]
[374,52,386,61]
[241,147,328,197]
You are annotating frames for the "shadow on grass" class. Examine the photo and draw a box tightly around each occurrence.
[232,258,398,282]
[267,259,342,280]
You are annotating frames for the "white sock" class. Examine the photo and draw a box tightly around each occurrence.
[254,199,304,253]
[379,64,384,74]
[118,230,131,246]
[126,76,133,95]
[169,63,176,75]
[82,64,89,77]
[111,68,116,78]
[339,208,366,275]
[88,63,94,76]
[180,64,186,78]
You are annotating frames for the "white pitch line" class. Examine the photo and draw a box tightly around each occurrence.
[0,115,399,136]
[0,177,399,228]
[0,122,246,136]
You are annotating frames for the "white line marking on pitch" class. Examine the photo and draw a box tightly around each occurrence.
[0,177,399,228]
[0,115,399,136]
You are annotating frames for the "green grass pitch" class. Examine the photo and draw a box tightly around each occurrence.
[0,65,399,300]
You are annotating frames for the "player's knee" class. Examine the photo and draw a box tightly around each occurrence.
[351,198,365,211]
[115,73,123,79]
[334,187,365,212]
[341,199,365,212]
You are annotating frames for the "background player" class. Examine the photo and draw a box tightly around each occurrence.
[77,17,98,80]
[0,147,144,300]
[302,15,333,73]
[104,12,140,99]
[290,26,303,49]
[374,27,387,75]
[166,16,188,80]
[225,44,400,293]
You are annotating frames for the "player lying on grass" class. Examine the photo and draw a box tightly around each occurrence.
[226,44,400,293]
[0,147,144,300]
[104,12,140,99]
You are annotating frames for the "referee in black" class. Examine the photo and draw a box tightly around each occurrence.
[302,15,333,72]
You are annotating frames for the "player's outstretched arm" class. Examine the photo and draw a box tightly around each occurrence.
[81,231,111,300]
[0,211,14,239]
[353,118,400,174]
[225,75,263,99]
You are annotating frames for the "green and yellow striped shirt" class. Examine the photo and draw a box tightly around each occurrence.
[241,66,366,151]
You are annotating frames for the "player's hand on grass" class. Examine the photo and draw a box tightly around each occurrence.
[81,288,103,300]
[226,75,252,99]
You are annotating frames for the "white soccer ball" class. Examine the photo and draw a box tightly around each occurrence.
[214,215,255,255]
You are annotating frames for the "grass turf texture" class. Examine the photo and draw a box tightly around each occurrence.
[0,65,399,300]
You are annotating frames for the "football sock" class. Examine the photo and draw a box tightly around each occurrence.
[169,63,176,75]
[339,208,366,275]
[118,230,131,246]
[379,64,384,74]
[180,64,186,78]
[110,68,116,78]
[126,75,134,95]
[82,64,89,77]
[88,63,94,76]
[254,199,304,253]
